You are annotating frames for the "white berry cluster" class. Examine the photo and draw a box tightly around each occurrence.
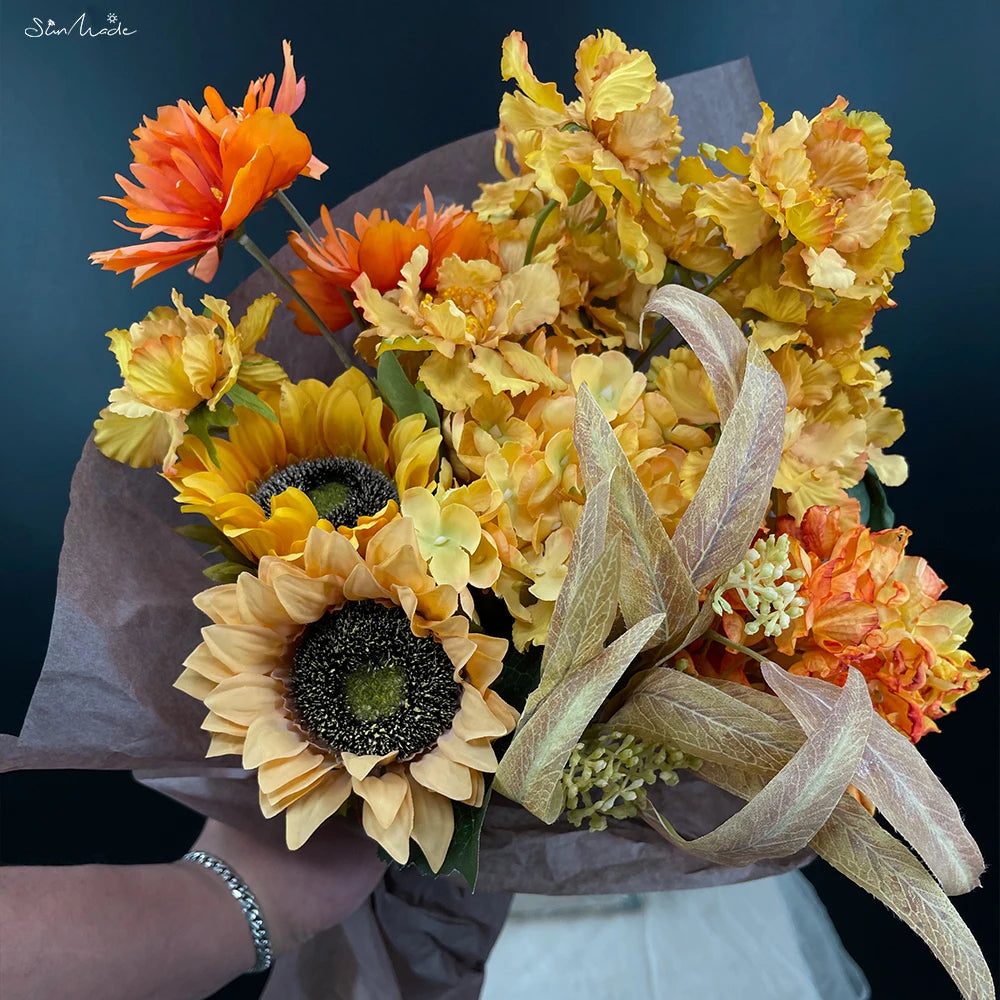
[712,534,807,637]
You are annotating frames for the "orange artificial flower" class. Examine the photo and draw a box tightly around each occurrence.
[91,41,324,286]
[287,188,494,334]
[683,506,986,743]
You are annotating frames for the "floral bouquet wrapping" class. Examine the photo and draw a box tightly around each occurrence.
[2,31,993,1000]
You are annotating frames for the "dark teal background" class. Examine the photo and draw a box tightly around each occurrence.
[1,2,997,997]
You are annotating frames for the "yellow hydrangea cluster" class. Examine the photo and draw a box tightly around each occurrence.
[447,351,709,648]
[648,333,906,519]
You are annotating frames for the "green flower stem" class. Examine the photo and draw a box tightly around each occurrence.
[524,198,559,265]
[337,287,369,331]
[704,628,769,665]
[633,255,749,370]
[276,188,321,247]
[235,229,354,371]
[699,254,749,297]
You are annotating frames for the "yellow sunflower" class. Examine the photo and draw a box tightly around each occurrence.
[174,519,516,865]
[168,369,441,562]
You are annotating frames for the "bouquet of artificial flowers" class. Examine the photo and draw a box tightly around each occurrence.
[4,31,992,1000]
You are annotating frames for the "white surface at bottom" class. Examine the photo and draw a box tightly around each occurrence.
[481,871,869,1000]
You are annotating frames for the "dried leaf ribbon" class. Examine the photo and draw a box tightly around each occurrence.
[701,761,995,1000]
[493,614,664,822]
[761,662,985,896]
[641,285,787,590]
[613,667,993,1000]
[640,666,871,865]
[574,384,698,649]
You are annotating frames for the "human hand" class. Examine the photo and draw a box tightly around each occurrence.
[185,816,385,956]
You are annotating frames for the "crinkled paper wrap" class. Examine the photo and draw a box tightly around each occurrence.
[2,59,813,999]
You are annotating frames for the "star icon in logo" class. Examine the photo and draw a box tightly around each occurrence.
[107,12,118,23]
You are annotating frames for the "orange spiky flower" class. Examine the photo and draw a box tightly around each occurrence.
[287,187,493,334]
[90,41,324,286]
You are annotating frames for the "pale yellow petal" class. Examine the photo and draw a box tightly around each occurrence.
[242,714,309,769]
[408,778,454,873]
[435,729,498,772]
[450,684,511,741]
[203,673,283,726]
[408,748,473,801]
[201,624,288,673]
[353,769,410,828]
[361,785,414,864]
[285,771,353,850]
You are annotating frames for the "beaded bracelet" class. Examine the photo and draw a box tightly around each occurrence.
[181,850,273,974]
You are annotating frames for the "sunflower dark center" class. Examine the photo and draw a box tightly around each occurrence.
[252,457,398,528]
[289,601,461,758]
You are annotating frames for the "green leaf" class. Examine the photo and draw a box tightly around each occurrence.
[584,203,607,233]
[469,591,542,718]
[202,560,254,584]
[174,521,255,568]
[376,352,441,428]
[847,466,895,530]
[185,404,219,467]
[442,793,492,889]
[864,466,894,530]
[208,401,238,427]
[845,480,871,525]
[226,383,278,422]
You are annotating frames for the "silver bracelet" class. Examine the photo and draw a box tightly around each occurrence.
[182,850,273,974]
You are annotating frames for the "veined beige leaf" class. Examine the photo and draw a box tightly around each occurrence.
[812,796,995,1000]
[610,666,803,775]
[667,598,718,659]
[693,762,995,1000]
[573,385,698,645]
[642,285,787,591]
[522,472,617,719]
[699,675,800,728]
[494,614,664,823]
[638,668,871,865]
[761,662,985,897]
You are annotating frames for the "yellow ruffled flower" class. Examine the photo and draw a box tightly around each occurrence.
[651,333,907,522]
[175,519,517,863]
[695,97,934,308]
[353,245,563,411]
[94,291,286,472]
[447,351,699,648]
[168,370,440,562]
[483,30,683,290]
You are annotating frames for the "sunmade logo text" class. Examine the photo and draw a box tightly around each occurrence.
[25,12,137,37]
